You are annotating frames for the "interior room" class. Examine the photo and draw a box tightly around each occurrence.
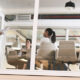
[0,0,80,76]
[5,28,32,69]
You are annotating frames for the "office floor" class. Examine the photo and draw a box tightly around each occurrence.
[0,75,80,80]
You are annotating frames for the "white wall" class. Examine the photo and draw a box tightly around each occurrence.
[5,19,80,29]
[0,12,6,69]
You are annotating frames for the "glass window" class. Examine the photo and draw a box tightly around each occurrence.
[69,29,80,43]
[54,29,66,41]
[5,28,32,70]
[1,0,35,70]
[37,29,44,42]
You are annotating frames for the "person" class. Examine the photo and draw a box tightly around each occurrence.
[41,28,57,48]
[36,28,57,70]
[36,28,67,70]
[26,39,32,50]
[22,38,32,69]
[38,28,57,54]
[43,28,56,43]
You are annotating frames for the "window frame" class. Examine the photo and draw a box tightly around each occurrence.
[0,0,80,77]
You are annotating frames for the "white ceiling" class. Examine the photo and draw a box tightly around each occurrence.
[0,0,79,9]
[0,0,34,9]
[0,0,80,14]
[40,0,77,8]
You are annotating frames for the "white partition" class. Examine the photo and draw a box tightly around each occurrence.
[0,12,6,69]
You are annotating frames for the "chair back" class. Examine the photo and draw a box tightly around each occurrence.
[7,51,18,64]
[56,41,77,62]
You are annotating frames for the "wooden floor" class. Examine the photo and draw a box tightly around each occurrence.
[0,75,80,80]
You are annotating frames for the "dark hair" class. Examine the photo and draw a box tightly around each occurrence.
[26,38,32,43]
[45,28,56,43]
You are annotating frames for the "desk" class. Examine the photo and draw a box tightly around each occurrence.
[11,47,21,50]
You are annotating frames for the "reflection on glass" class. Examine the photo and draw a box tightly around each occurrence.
[5,29,32,70]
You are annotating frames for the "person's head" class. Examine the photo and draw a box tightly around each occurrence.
[26,39,32,44]
[43,28,56,43]
[26,38,32,49]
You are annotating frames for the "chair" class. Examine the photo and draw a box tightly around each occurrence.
[5,47,16,69]
[55,41,78,71]
[7,50,19,69]
[7,50,28,69]
[36,42,56,70]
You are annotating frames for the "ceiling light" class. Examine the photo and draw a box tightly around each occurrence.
[65,0,75,8]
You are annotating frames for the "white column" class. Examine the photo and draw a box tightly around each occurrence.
[0,12,6,69]
[65,29,69,40]
[30,0,39,70]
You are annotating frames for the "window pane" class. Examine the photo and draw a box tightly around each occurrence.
[3,0,35,70]
[69,29,80,43]
[54,29,66,41]
[5,28,32,70]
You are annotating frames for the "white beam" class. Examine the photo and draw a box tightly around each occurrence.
[5,19,80,29]
[65,29,69,40]
[30,0,39,70]
[0,12,6,69]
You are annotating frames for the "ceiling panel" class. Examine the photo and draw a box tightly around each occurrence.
[0,0,34,9]
[0,0,79,9]
[0,0,79,14]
